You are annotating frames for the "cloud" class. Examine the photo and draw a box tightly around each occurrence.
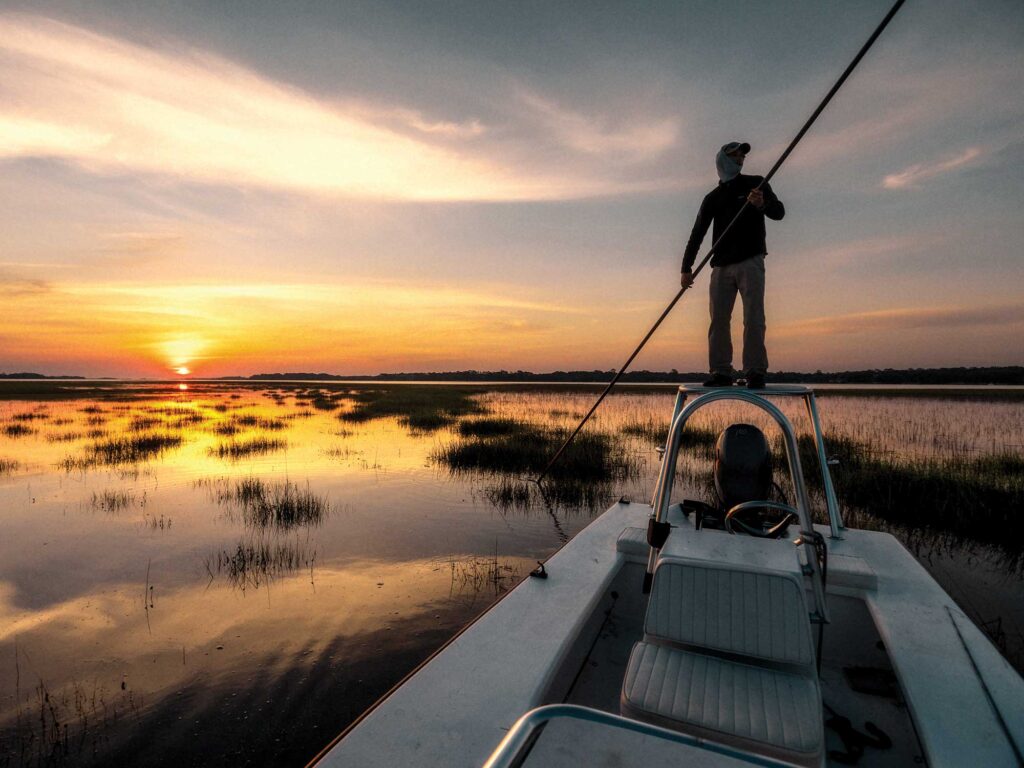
[882,147,984,189]
[784,233,940,268]
[777,302,1024,337]
[515,87,680,160]
[0,273,51,297]
[0,14,658,202]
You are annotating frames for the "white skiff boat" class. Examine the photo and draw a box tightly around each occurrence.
[311,385,1024,767]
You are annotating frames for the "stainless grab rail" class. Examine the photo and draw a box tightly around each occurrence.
[481,704,792,768]
[644,385,833,623]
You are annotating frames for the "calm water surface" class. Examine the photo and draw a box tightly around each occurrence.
[0,382,1021,766]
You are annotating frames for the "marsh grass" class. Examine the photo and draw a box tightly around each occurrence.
[90,489,137,512]
[435,424,637,482]
[0,671,143,768]
[822,442,1024,549]
[205,532,316,591]
[457,417,528,438]
[45,431,84,443]
[2,423,36,437]
[195,477,331,529]
[88,433,183,466]
[311,394,345,411]
[210,436,287,460]
[340,386,482,431]
[483,475,614,514]
[142,512,172,530]
[56,455,93,473]
[226,414,287,431]
[128,416,162,432]
[12,411,48,422]
[0,458,19,475]
[620,418,718,453]
[441,551,520,600]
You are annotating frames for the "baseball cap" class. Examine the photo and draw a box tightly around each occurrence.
[722,141,751,155]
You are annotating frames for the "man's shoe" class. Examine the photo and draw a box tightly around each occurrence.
[746,373,766,389]
[702,374,734,387]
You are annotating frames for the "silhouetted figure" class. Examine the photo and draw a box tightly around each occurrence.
[681,142,785,389]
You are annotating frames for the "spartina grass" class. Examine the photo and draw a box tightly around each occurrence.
[12,411,49,422]
[90,489,137,512]
[88,433,183,466]
[195,477,331,529]
[45,431,84,443]
[457,417,528,438]
[204,531,316,591]
[434,425,638,482]
[340,386,482,431]
[2,422,36,438]
[210,436,287,460]
[128,415,162,432]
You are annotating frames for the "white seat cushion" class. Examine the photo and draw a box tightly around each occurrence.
[646,559,814,667]
[616,526,649,561]
[622,641,824,765]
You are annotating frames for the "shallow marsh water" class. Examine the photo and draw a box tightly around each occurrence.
[0,381,1021,766]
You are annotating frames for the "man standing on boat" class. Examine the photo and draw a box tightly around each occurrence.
[681,142,785,389]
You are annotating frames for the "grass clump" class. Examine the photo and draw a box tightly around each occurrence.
[45,431,84,443]
[210,437,287,460]
[340,386,482,431]
[457,417,529,438]
[205,533,316,591]
[213,414,287,435]
[12,411,48,422]
[619,418,717,452]
[90,489,137,512]
[196,476,331,529]
[483,475,614,514]
[0,458,19,475]
[2,423,36,437]
[435,423,636,482]
[88,433,183,465]
[128,415,163,431]
[822,442,1024,549]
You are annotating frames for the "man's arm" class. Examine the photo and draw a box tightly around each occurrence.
[681,195,713,275]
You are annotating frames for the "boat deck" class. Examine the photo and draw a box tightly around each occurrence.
[559,560,923,766]
[316,501,1024,768]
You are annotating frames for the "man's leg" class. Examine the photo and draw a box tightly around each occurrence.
[737,255,768,377]
[708,265,738,376]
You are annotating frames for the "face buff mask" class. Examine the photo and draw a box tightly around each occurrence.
[716,148,743,182]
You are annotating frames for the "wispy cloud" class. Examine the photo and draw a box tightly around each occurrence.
[0,14,655,201]
[882,147,984,189]
[0,274,51,297]
[515,87,680,160]
[777,302,1024,337]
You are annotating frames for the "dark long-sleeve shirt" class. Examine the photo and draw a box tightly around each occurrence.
[681,174,784,271]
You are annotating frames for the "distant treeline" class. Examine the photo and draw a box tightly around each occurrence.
[0,372,84,379]
[245,366,1024,385]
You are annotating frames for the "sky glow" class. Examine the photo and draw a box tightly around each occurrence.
[0,1,1021,377]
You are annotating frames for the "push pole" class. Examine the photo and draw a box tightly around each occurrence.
[536,0,906,484]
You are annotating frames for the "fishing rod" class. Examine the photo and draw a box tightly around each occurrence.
[536,0,907,483]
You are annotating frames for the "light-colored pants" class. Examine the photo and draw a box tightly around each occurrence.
[709,255,768,376]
